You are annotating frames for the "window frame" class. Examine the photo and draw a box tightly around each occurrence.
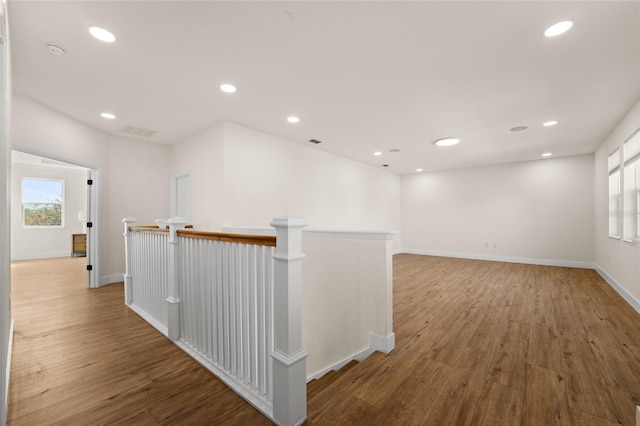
[608,148,622,239]
[622,129,640,242]
[21,177,65,229]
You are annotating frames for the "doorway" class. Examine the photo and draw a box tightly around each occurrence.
[10,150,100,287]
[171,173,191,222]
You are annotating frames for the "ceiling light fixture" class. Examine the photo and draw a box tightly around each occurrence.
[544,20,574,37]
[542,152,552,157]
[510,126,528,132]
[287,116,300,124]
[100,112,116,119]
[89,26,117,43]
[220,83,236,93]
[434,137,460,147]
[543,120,558,127]
[416,168,423,172]
[389,148,401,153]
[374,151,382,156]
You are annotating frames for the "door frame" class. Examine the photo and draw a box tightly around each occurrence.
[170,172,191,222]
[10,147,101,288]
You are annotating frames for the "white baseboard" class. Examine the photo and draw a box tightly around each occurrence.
[4,318,14,424]
[392,248,404,255]
[126,303,169,337]
[594,265,640,314]
[99,274,124,287]
[306,332,395,382]
[11,251,69,261]
[401,248,594,269]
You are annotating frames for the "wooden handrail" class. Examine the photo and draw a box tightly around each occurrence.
[129,224,193,232]
[129,226,169,234]
[129,226,275,246]
[177,230,276,247]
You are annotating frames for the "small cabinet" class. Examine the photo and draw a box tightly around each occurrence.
[71,233,86,257]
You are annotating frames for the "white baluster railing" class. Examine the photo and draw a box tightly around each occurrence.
[122,219,171,333]
[122,216,307,426]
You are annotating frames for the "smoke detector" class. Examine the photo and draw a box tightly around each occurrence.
[46,43,66,56]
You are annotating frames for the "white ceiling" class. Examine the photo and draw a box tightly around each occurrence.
[8,1,640,174]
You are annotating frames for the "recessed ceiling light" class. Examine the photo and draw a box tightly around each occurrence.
[100,112,116,119]
[374,151,382,156]
[544,20,573,38]
[510,126,528,132]
[89,26,117,43]
[389,148,401,153]
[543,120,558,127]
[287,116,300,124]
[416,168,423,172]
[220,83,236,93]
[382,164,389,167]
[434,137,460,147]
[542,152,552,157]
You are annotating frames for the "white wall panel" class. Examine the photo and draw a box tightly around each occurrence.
[402,154,595,263]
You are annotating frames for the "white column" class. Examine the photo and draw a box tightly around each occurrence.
[122,217,138,306]
[270,216,307,426]
[166,217,188,341]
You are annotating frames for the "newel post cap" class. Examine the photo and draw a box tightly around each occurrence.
[122,217,138,223]
[167,217,189,225]
[270,215,307,230]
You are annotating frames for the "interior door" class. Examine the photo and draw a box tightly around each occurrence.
[171,173,191,222]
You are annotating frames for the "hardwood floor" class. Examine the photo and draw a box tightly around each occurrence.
[306,255,640,425]
[8,254,640,425]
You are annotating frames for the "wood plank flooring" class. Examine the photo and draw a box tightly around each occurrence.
[306,255,640,425]
[8,254,640,425]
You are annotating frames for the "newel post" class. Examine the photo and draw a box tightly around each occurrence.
[166,217,188,341]
[270,216,308,426]
[122,217,138,305]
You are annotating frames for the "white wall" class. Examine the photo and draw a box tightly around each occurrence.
[594,98,640,307]
[106,136,170,278]
[10,163,86,260]
[1,1,11,421]
[171,121,402,246]
[302,234,393,378]
[11,94,171,284]
[170,122,225,230]
[223,122,402,246]
[402,154,595,266]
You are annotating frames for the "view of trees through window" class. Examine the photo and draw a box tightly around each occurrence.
[22,178,64,227]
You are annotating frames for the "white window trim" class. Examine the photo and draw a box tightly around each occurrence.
[608,148,622,238]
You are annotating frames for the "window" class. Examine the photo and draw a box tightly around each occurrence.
[22,178,64,227]
[608,149,621,238]
[623,130,640,241]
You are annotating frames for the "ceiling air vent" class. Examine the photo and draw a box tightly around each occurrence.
[309,139,322,144]
[121,125,158,138]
